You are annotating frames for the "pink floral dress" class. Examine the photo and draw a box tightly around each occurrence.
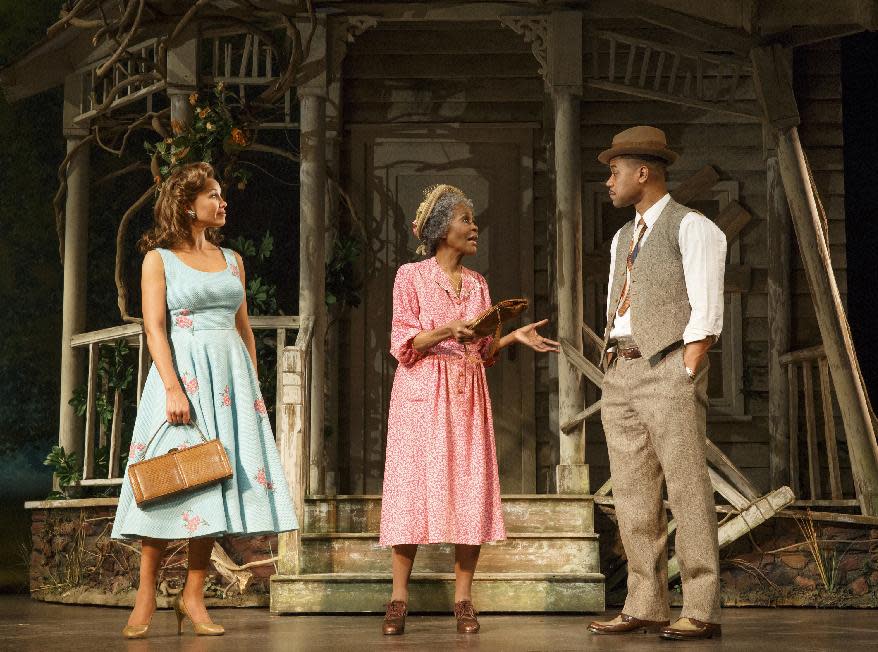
[379,257,507,546]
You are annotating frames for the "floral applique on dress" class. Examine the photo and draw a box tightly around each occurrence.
[128,442,146,461]
[254,398,268,417]
[182,510,208,534]
[230,264,240,279]
[219,385,231,407]
[175,309,193,329]
[181,372,199,395]
[255,467,274,491]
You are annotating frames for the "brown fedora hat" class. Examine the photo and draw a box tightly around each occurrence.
[597,125,679,165]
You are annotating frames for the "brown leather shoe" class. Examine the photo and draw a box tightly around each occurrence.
[382,600,407,635]
[587,613,670,635]
[659,618,722,640]
[454,600,480,634]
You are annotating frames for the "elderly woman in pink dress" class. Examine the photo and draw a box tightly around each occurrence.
[379,184,559,636]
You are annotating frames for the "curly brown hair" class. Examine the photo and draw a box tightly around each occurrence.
[138,162,224,253]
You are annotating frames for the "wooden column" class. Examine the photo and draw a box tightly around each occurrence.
[752,45,878,514]
[58,75,90,461]
[166,39,198,132]
[299,89,327,495]
[766,131,792,489]
[549,12,587,493]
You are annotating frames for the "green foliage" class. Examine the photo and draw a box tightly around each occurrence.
[229,231,282,419]
[144,82,251,185]
[65,341,137,483]
[43,446,81,494]
[326,234,362,309]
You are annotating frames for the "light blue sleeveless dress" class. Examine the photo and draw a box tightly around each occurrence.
[111,247,298,539]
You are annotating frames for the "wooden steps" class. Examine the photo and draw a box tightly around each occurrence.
[271,572,606,613]
[270,495,605,613]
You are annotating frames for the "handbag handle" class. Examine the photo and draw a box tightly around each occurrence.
[131,418,210,463]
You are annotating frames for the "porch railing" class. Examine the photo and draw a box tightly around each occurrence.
[779,344,847,501]
[68,315,303,487]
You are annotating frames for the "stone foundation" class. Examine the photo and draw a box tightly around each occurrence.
[28,500,276,606]
[596,508,878,608]
[29,500,878,608]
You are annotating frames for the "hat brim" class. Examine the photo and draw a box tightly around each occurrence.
[598,145,679,166]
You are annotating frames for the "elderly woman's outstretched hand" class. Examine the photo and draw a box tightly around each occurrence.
[512,319,560,353]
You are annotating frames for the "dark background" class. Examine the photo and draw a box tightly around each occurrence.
[1,4,877,592]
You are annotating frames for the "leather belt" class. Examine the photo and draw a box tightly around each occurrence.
[617,346,642,360]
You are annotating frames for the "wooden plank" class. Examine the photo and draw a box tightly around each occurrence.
[779,344,825,365]
[803,360,822,500]
[670,165,719,204]
[560,400,603,434]
[714,200,751,244]
[82,343,99,481]
[819,357,843,499]
[345,78,544,103]
[667,486,795,583]
[708,467,750,510]
[704,440,760,500]
[789,362,800,497]
[250,315,301,329]
[108,391,122,478]
[767,152,792,490]
[71,322,143,347]
[725,264,752,293]
[345,54,539,79]
[561,338,605,388]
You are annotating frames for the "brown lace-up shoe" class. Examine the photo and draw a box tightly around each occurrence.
[454,600,480,634]
[587,613,670,635]
[382,600,407,635]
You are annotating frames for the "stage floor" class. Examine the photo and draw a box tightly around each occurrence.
[0,595,869,651]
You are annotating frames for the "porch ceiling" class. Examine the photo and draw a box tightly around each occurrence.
[1,0,874,102]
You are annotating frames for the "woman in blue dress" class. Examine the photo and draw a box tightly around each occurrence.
[112,162,297,638]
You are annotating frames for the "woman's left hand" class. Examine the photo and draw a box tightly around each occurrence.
[512,319,560,353]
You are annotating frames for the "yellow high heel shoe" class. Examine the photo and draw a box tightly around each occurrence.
[121,615,152,639]
[173,593,225,636]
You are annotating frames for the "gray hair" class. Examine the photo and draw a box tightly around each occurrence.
[419,192,473,256]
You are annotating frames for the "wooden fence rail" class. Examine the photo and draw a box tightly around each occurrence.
[68,315,302,486]
[779,344,845,501]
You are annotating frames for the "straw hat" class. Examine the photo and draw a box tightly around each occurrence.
[597,125,679,165]
[411,184,468,256]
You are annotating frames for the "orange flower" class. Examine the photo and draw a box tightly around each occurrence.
[188,92,198,106]
[230,128,247,146]
[197,107,210,119]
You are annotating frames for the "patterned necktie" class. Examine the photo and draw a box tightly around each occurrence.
[616,218,647,317]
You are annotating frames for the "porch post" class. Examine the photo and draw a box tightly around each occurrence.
[58,74,90,461]
[166,38,198,132]
[299,89,327,495]
[549,12,588,493]
[752,45,878,514]
[765,127,792,490]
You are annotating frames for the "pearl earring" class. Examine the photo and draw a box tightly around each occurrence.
[186,210,196,219]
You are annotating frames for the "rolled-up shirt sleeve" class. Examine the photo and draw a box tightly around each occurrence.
[389,265,425,366]
[679,213,727,344]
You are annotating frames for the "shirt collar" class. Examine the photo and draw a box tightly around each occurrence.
[427,256,474,299]
[635,193,672,230]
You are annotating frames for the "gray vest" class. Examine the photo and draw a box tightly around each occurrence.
[603,197,694,361]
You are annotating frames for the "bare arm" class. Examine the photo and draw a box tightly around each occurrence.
[141,250,190,424]
[411,321,475,353]
[231,251,259,372]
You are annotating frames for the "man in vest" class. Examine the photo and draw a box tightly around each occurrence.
[587,126,726,641]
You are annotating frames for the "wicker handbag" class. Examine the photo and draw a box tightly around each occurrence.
[469,298,529,337]
[127,419,232,507]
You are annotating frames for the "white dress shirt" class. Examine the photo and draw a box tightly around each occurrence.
[606,193,727,344]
